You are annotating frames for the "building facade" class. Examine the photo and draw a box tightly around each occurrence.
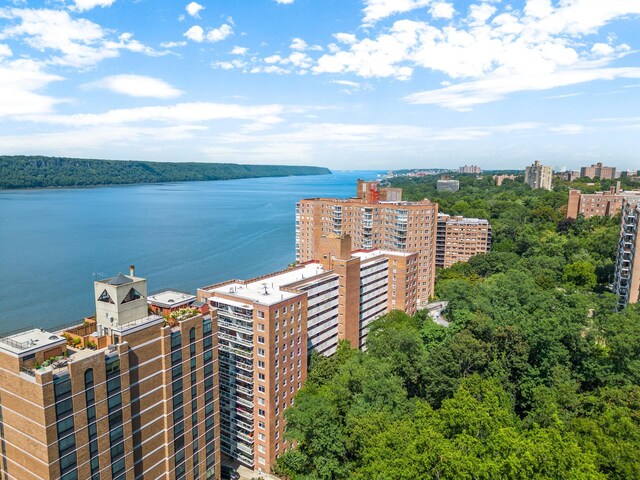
[613,201,640,309]
[436,214,492,268]
[580,162,618,180]
[296,182,438,304]
[0,268,220,480]
[197,236,418,472]
[524,161,553,190]
[458,165,481,174]
[566,185,640,219]
[494,174,518,186]
[436,178,460,193]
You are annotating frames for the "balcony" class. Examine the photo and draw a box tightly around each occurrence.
[219,332,253,348]
[237,431,255,444]
[219,343,253,360]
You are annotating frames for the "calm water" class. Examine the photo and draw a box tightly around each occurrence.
[0,171,380,331]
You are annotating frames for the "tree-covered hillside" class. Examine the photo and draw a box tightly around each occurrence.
[276,174,640,479]
[0,156,331,189]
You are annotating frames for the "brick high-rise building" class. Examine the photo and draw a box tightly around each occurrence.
[458,165,481,174]
[0,268,220,480]
[524,160,553,190]
[296,181,438,304]
[613,201,640,309]
[580,162,618,180]
[436,214,492,268]
[197,236,418,472]
[566,184,640,219]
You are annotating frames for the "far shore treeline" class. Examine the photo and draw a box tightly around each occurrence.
[0,156,332,189]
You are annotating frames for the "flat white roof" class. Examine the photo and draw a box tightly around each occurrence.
[148,290,196,308]
[208,264,326,306]
[0,328,66,356]
[353,250,413,262]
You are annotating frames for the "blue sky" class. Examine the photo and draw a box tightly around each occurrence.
[0,0,639,170]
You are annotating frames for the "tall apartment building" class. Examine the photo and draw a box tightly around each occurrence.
[296,181,438,304]
[524,161,553,190]
[581,162,618,180]
[459,165,481,174]
[436,178,460,192]
[197,236,418,472]
[436,214,492,268]
[566,184,640,219]
[613,201,640,309]
[0,268,220,480]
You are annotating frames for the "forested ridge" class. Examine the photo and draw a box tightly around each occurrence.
[276,174,640,479]
[0,156,331,189]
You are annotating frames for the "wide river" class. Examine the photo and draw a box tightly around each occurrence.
[0,171,381,331]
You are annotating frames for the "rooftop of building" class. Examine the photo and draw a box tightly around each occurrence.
[0,328,66,356]
[298,197,434,206]
[205,263,326,306]
[352,249,415,262]
[438,213,490,225]
[147,289,196,308]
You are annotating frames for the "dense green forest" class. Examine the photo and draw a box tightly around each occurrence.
[0,156,331,189]
[276,174,640,479]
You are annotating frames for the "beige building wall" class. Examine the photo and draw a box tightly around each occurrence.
[524,161,553,190]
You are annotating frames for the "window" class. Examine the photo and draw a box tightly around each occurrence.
[258,445,266,453]
[257,311,265,319]
[258,433,266,441]
[258,385,265,393]
[258,421,265,429]
[257,323,265,331]
[257,336,265,344]
[258,409,265,417]
[258,360,265,369]
[274,310,279,318]
[258,373,265,380]
[258,397,265,406]
[258,348,265,357]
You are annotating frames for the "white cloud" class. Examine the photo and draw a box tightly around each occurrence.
[362,0,431,25]
[84,74,184,99]
[184,23,234,43]
[184,25,204,42]
[185,2,204,18]
[290,38,307,51]
[1,8,163,68]
[206,24,233,42]
[404,67,640,110]
[334,33,357,45]
[231,46,248,55]
[332,80,361,88]
[0,59,63,118]
[0,43,12,57]
[26,102,288,127]
[275,0,295,4]
[160,40,187,48]
[70,0,115,12]
[430,2,455,19]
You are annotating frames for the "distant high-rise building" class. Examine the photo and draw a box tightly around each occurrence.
[613,201,640,309]
[0,267,220,480]
[458,165,482,174]
[580,162,618,180]
[566,184,640,219]
[494,174,518,186]
[436,177,460,193]
[524,161,553,190]
[436,214,491,268]
[554,170,581,182]
[197,236,418,471]
[296,182,438,304]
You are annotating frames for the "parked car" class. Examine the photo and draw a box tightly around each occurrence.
[221,465,241,480]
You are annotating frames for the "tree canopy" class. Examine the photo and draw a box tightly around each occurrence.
[0,156,331,189]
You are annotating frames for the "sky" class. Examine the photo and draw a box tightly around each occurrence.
[0,0,640,170]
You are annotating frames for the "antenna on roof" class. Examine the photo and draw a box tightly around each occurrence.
[261,283,269,295]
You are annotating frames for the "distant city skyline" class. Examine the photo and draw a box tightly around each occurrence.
[1,1,640,170]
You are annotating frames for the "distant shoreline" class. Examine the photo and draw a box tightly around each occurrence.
[0,155,332,190]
